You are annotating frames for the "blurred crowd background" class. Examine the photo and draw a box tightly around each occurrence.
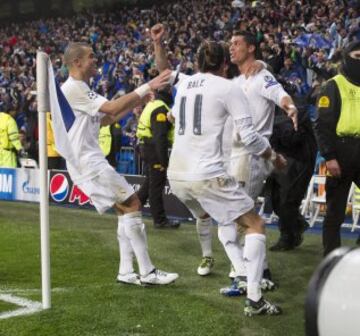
[0,0,359,167]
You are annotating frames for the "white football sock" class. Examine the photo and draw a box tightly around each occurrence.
[117,216,135,275]
[196,217,213,257]
[123,211,154,276]
[238,235,246,277]
[244,233,266,302]
[218,223,247,277]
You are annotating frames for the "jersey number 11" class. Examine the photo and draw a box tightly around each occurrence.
[178,94,203,136]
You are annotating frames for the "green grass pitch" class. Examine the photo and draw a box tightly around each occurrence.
[0,200,355,336]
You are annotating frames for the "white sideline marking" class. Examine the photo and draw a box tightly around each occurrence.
[0,282,117,319]
[0,294,42,320]
[0,287,67,294]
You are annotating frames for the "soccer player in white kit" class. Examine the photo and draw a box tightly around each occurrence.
[150,24,293,293]
[217,31,300,295]
[167,40,285,316]
[60,42,178,286]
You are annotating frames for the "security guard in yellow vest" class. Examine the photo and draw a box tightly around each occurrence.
[99,123,122,168]
[47,112,65,169]
[136,89,179,228]
[314,41,360,256]
[0,111,24,168]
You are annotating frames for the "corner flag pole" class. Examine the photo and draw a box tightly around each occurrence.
[36,51,51,309]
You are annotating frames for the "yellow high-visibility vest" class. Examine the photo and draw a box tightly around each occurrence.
[136,100,174,143]
[99,125,112,156]
[333,74,360,137]
[0,112,22,167]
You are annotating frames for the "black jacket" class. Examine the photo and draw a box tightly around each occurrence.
[313,79,342,161]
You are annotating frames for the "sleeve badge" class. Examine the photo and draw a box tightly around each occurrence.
[87,91,98,100]
[318,96,330,108]
[156,113,167,122]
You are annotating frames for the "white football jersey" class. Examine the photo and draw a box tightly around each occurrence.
[61,77,108,184]
[233,69,289,139]
[168,72,269,181]
[222,69,290,161]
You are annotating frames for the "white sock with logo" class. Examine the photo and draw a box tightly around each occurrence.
[123,211,154,276]
[117,216,135,275]
[244,233,266,302]
[196,217,213,257]
[218,223,247,277]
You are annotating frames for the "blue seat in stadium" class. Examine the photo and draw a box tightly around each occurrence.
[117,160,129,174]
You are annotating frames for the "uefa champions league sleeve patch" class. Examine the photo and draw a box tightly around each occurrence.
[264,75,279,89]
[87,91,98,100]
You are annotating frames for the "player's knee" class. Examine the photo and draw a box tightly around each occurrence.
[236,211,265,233]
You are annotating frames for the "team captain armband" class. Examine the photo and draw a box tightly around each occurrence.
[135,83,151,98]
[318,96,330,108]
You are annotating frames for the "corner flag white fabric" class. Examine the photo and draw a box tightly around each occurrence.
[36,52,79,310]
[47,62,77,165]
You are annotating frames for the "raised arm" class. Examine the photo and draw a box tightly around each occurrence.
[151,23,171,72]
[100,69,171,125]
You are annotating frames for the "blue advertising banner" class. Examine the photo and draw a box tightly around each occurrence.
[0,168,16,200]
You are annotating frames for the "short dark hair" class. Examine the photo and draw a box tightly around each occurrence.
[232,30,261,59]
[63,42,91,67]
[197,40,226,73]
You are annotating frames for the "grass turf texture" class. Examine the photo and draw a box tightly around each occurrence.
[0,201,356,336]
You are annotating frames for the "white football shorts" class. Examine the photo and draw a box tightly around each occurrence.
[229,145,273,200]
[78,166,134,214]
[169,174,254,225]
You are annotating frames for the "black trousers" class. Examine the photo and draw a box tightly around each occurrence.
[268,156,314,244]
[323,175,360,255]
[137,145,167,225]
[323,138,360,256]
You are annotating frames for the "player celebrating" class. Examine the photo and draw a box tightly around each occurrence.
[60,42,178,286]
[167,40,285,316]
[218,31,299,295]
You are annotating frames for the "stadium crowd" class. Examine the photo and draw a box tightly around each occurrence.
[0,0,359,165]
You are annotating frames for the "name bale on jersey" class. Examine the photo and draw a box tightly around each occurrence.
[187,79,205,89]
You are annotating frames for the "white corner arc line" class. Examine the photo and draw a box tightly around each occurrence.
[0,294,42,320]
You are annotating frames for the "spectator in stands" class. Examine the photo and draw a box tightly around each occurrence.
[123,105,142,146]
[313,41,360,256]
[0,0,358,161]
